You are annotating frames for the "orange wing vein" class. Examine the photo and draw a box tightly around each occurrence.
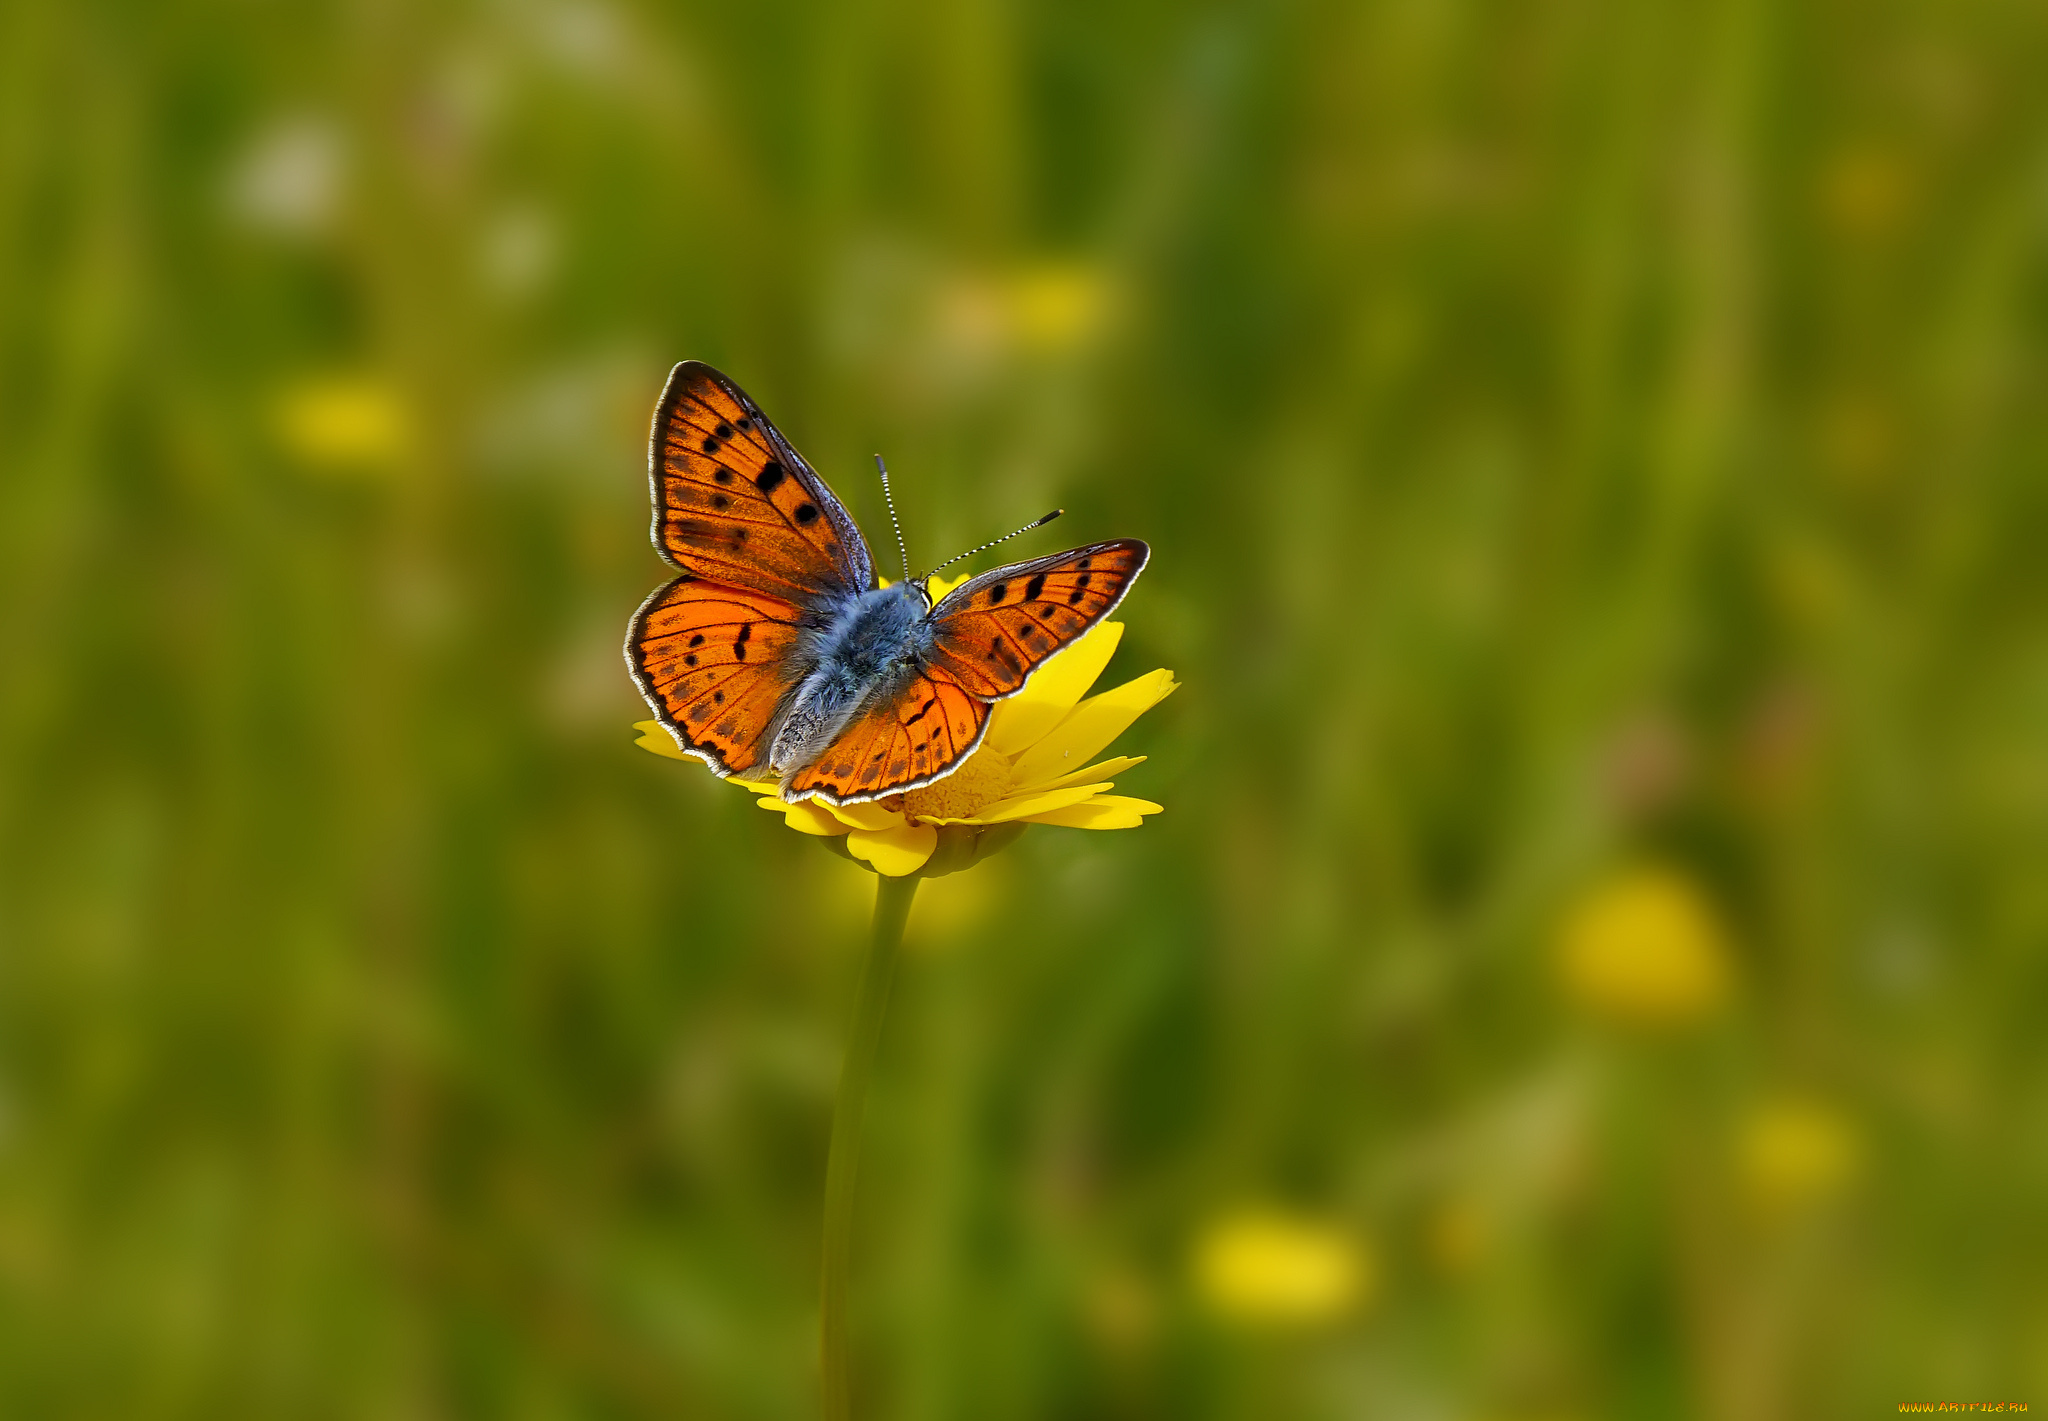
[626,574,804,779]
[924,539,1149,699]
[648,362,873,603]
[783,667,990,803]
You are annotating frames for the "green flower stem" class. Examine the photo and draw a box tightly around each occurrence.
[821,871,917,1420]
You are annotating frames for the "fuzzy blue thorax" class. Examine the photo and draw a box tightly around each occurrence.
[769,582,934,780]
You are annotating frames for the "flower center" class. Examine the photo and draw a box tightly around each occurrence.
[902,749,1013,821]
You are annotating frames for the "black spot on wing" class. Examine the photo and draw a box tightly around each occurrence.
[755,462,785,493]
[987,582,1008,605]
[794,502,819,526]
[1024,573,1046,601]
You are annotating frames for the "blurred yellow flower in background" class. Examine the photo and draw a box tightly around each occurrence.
[1556,865,1733,1028]
[1738,1099,1862,1215]
[1007,261,1111,354]
[275,375,410,468]
[1193,1209,1372,1327]
[635,584,1174,877]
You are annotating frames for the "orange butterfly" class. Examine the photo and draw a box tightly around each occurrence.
[625,362,1149,805]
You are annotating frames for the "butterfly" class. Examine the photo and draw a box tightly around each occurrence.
[625,361,1150,806]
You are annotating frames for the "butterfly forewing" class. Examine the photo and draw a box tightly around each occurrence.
[783,666,990,803]
[924,539,1150,699]
[650,362,874,602]
[627,574,805,778]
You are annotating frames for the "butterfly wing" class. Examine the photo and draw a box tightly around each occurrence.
[626,574,807,779]
[648,361,874,603]
[782,665,991,804]
[922,539,1150,698]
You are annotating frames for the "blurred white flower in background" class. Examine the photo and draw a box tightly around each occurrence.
[479,203,559,300]
[225,115,345,236]
[824,234,1117,415]
[475,350,650,483]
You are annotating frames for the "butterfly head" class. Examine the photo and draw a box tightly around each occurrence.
[874,574,935,611]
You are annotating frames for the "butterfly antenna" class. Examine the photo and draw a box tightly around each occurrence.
[875,455,912,585]
[920,508,1064,582]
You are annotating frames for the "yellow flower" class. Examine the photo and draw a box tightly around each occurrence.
[1738,1099,1861,1215]
[275,375,410,468]
[634,574,1175,877]
[1556,865,1733,1028]
[1192,1209,1372,1327]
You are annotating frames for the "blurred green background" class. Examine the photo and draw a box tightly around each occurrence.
[4,0,2047,1416]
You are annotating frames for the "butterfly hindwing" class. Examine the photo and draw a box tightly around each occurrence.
[650,361,874,603]
[783,666,991,803]
[924,539,1150,698]
[627,574,806,778]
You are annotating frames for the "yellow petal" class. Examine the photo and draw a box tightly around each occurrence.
[633,720,691,760]
[762,798,850,836]
[847,823,938,876]
[730,777,782,794]
[985,621,1125,756]
[1031,754,1145,793]
[921,783,1112,826]
[822,800,905,832]
[1008,670,1178,786]
[1024,795,1162,829]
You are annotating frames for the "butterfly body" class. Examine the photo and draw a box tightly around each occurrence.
[770,580,934,775]
[627,362,1148,806]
